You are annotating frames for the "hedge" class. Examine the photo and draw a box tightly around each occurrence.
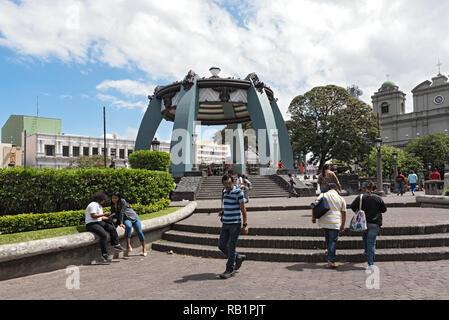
[0,168,175,215]
[128,150,171,171]
[0,198,171,234]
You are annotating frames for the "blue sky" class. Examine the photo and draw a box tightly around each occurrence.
[1,0,448,144]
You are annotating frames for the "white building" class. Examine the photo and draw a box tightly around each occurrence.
[195,140,231,165]
[23,133,135,169]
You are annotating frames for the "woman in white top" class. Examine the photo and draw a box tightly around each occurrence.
[85,192,125,262]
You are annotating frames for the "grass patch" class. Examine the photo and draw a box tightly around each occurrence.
[0,207,181,245]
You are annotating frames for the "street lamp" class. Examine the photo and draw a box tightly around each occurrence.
[375,137,384,196]
[151,137,160,151]
[392,150,398,193]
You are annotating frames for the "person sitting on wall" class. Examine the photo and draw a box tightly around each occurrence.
[430,169,441,180]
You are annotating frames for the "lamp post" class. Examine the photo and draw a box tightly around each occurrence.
[192,133,197,171]
[392,150,398,193]
[375,137,384,196]
[151,137,160,152]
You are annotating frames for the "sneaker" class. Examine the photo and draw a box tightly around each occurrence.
[235,255,246,271]
[113,244,125,252]
[219,270,234,279]
[127,247,133,252]
[328,261,339,269]
[142,252,148,257]
[101,254,112,263]
[367,264,376,269]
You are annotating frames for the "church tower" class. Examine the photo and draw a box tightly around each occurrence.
[371,81,406,117]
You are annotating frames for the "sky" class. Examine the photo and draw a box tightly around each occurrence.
[1,0,448,143]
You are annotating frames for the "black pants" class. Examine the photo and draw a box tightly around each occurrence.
[86,221,119,255]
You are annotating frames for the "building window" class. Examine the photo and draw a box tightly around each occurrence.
[92,147,99,155]
[73,146,80,157]
[63,146,69,157]
[128,149,133,157]
[45,145,55,156]
[111,148,117,159]
[381,102,389,114]
[119,149,125,159]
[83,147,89,156]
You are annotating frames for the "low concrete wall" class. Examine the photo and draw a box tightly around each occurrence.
[0,202,197,281]
[424,180,445,196]
[416,195,449,209]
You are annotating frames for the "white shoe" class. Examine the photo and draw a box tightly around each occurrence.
[142,252,148,257]
[127,247,133,252]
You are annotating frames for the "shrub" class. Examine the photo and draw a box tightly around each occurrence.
[0,168,175,215]
[0,199,171,234]
[128,150,170,171]
[445,189,449,196]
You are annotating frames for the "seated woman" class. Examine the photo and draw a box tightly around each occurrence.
[85,192,125,263]
[111,192,148,256]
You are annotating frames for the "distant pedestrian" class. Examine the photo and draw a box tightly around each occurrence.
[278,160,284,169]
[350,182,387,269]
[311,183,346,269]
[217,174,248,279]
[85,192,125,263]
[242,174,252,203]
[124,161,130,169]
[395,172,406,196]
[288,173,298,198]
[430,170,441,180]
[110,191,147,256]
[109,161,116,169]
[407,171,418,196]
[317,164,342,193]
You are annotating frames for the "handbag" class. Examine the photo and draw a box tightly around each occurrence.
[311,196,330,219]
[349,194,367,231]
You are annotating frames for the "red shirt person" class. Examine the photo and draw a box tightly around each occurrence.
[278,160,284,169]
[430,171,441,180]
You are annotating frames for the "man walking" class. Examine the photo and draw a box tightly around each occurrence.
[395,172,406,196]
[312,183,346,268]
[218,174,248,279]
[407,171,418,196]
[288,173,298,198]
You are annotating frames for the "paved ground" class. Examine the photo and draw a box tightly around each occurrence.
[1,191,449,300]
[171,191,424,210]
[1,250,449,300]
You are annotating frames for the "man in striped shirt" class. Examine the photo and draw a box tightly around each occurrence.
[218,174,248,279]
[312,183,346,268]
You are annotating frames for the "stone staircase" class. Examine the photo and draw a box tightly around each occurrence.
[152,218,449,262]
[195,175,290,200]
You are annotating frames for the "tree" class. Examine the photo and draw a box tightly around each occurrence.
[405,133,449,175]
[362,145,424,179]
[287,85,378,169]
[68,154,111,169]
[213,121,256,152]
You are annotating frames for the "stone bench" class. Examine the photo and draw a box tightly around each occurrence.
[416,195,449,209]
[0,202,197,281]
[424,180,445,196]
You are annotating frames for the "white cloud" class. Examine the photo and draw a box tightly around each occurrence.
[96,79,152,97]
[96,93,147,111]
[60,94,73,99]
[1,0,449,117]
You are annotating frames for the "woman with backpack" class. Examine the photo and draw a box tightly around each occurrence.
[350,182,387,269]
[110,191,147,256]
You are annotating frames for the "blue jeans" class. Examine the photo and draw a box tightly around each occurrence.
[218,223,241,272]
[124,216,145,242]
[397,181,404,195]
[410,183,416,193]
[362,223,380,266]
[324,229,339,263]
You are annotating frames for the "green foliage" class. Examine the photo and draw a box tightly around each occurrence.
[287,85,378,169]
[0,199,171,234]
[68,154,112,168]
[0,168,175,215]
[128,150,171,171]
[405,133,449,174]
[361,145,424,178]
[445,189,449,196]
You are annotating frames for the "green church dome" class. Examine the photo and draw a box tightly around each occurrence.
[381,81,396,88]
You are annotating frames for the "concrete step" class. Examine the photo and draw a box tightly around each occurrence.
[162,230,449,249]
[151,240,449,262]
[172,223,449,236]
